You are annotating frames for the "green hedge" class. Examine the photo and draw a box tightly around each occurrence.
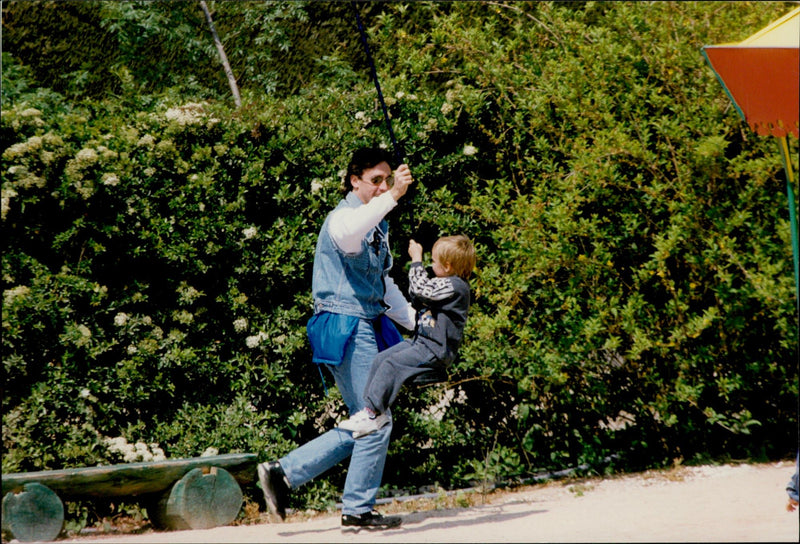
[2,0,797,524]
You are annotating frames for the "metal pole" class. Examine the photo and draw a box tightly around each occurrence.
[777,136,799,313]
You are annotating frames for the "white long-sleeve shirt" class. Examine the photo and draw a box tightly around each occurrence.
[327,192,416,330]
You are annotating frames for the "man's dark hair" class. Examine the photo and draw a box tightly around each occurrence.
[341,146,394,194]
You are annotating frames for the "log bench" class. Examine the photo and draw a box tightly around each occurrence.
[1,453,258,542]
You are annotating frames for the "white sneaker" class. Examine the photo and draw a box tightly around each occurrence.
[337,409,389,438]
[337,408,371,431]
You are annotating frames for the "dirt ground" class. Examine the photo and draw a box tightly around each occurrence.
[61,460,798,543]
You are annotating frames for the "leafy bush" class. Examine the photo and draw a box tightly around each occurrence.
[2,1,797,525]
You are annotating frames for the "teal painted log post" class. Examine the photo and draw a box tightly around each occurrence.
[148,466,244,531]
[1,483,65,542]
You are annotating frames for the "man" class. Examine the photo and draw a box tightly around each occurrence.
[258,146,415,531]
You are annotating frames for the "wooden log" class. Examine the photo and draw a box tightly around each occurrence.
[1,453,257,500]
[1,482,64,542]
[148,467,243,531]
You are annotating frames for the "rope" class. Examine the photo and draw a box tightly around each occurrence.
[351,2,404,165]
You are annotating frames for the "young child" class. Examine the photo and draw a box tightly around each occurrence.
[338,234,476,438]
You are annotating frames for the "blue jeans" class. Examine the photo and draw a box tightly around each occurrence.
[278,318,392,515]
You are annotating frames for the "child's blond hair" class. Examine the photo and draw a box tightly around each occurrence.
[432,235,476,280]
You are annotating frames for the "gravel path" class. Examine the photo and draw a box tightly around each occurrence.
[62,460,798,543]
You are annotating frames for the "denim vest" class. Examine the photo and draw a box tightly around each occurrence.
[311,192,393,320]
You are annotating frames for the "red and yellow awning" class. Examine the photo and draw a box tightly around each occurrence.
[702,7,799,138]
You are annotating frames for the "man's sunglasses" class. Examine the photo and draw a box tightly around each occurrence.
[361,174,394,187]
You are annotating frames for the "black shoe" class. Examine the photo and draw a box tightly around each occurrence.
[257,461,290,521]
[341,510,402,531]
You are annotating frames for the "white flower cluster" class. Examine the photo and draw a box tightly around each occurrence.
[64,145,118,200]
[463,144,478,156]
[201,447,219,457]
[598,410,637,431]
[422,387,468,422]
[1,188,17,220]
[242,226,258,240]
[3,133,63,167]
[395,91,417,101]
[66,323,93,348]
[4,135,43,161]
[177,282,203,305]
[97,146,118,162]
[1,106,45,131]
[74,181,94,200]
[245,331,269,348]
[3,285,30,306]
[19,107,44,119]
[114,312,129,327]
[173,309,194,325]
[2,133,64,219]
[354,111,371,128]
[233,317,248,332]
[104,436,166,463]
[75,148,99,164]
[137,134,156,147]
[102,173,120,186]
[164,102,208,127]
[2,134,64,215]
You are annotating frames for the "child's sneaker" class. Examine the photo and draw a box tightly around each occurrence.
[337,408,389,438]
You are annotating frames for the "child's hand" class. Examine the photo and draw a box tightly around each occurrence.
[408,239,424,262]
